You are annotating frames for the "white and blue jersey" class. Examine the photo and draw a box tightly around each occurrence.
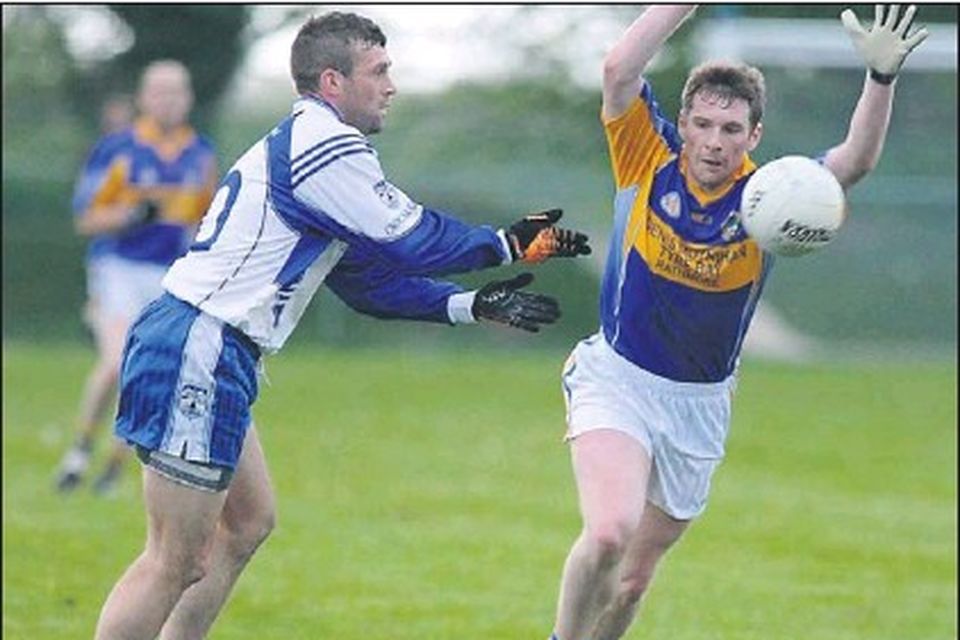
[117,96,511,470]
[163,96,511,353]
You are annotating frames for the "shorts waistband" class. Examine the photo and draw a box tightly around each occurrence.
[587,334,735,397]
[160,292,261,359]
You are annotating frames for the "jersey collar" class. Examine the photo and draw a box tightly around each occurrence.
[133,117,196,161]
[299,93,345,122]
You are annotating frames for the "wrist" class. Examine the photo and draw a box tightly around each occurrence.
[447,291,477,324]
[496,228,516,264]
[869,68,897,85]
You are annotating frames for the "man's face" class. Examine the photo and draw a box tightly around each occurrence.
[138,65,193,130]
[678,91,762,191]
[337,44,396,135]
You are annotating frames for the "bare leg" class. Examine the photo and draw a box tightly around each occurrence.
[57,314,129,491]
[77,315,127,430]
[92,440,134,495]
[590,503,689,640]
[553,429,652,640]
[160,426,276,639]
[94,468,227,640]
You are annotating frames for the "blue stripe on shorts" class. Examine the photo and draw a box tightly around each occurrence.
[115,293,260,469]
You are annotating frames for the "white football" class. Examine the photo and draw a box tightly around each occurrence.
[740,155,846,257]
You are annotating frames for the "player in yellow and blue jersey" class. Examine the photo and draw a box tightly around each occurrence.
[549,5,929,639]
[56,60,217,495]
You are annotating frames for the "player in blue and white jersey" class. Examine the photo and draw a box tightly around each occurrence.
[548,5,928,639]
[56,61,217,495]
[93,12,589,639]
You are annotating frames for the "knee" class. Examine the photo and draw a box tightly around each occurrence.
[150,546,213,591]
[583,521,634,567]
[224,508,276,562]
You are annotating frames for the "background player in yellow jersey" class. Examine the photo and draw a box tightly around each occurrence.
[549,5,928,639]
[56,60,218,494]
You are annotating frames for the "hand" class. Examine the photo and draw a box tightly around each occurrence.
[471,273,561,333]
[506,208,591,264]
[841,4,929,83]
[127,199,162,227]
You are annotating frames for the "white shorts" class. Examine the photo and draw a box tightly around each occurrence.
[561,334,736,520]
[87,255,167,322]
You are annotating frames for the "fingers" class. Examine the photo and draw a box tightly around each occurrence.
[504,272,535,290]
[511,293,561,331]
[896,4,916,36]
[520,227,592,262]
[541,208,563,224]
[522,208,563,226]
[557,229,592,256]
[873,4,883,29]
[519,293,560,319]
[903,25,929,51]
[840,9,866,37]
[883,4,900,29]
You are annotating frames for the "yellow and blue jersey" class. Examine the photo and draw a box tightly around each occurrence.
[72,117,217,265]
[599,82,773,383]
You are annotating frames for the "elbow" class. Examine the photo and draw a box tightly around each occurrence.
[844,157,878,188]
[860,155,880,175]
[603,54,634,89]
[74,217,93,237]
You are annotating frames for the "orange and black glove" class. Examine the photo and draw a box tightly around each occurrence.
[506,209,591,264]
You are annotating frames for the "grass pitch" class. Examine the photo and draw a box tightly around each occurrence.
[2,342,956,639]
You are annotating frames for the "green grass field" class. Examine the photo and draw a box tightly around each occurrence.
[2,343,956,639]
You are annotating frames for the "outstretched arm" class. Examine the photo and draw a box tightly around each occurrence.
[823,4,929,190]
[326,244,561,332]
[602,4,697,120]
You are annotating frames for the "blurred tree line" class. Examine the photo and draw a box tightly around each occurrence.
[2,5,956,349]
[3,5,251,133]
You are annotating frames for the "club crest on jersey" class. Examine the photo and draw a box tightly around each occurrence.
[373,180,400,209]
[720,211,743,242]
[659,191,682,219]
[177,383,211,419]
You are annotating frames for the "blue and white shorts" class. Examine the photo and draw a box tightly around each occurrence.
[561,334,735,520]
[115,293,261,478]
[87,254,168,322]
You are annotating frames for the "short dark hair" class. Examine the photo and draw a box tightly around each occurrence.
[681,61,766,128]
[291,12,387,95]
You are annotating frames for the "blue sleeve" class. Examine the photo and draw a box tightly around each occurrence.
[368,206,507,277]
[293,204,509,278]
[325,243,465,324]
[71,131,129,216]
[638,81,683,153]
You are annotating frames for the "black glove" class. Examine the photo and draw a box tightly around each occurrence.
[472,273,561,333]
[506,208,591,263]
[127,199,162,227]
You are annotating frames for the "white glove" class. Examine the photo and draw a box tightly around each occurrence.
[840,4,929,83]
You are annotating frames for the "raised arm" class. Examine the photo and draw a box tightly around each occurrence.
[602,4,697,120]
[823,4,929,190]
